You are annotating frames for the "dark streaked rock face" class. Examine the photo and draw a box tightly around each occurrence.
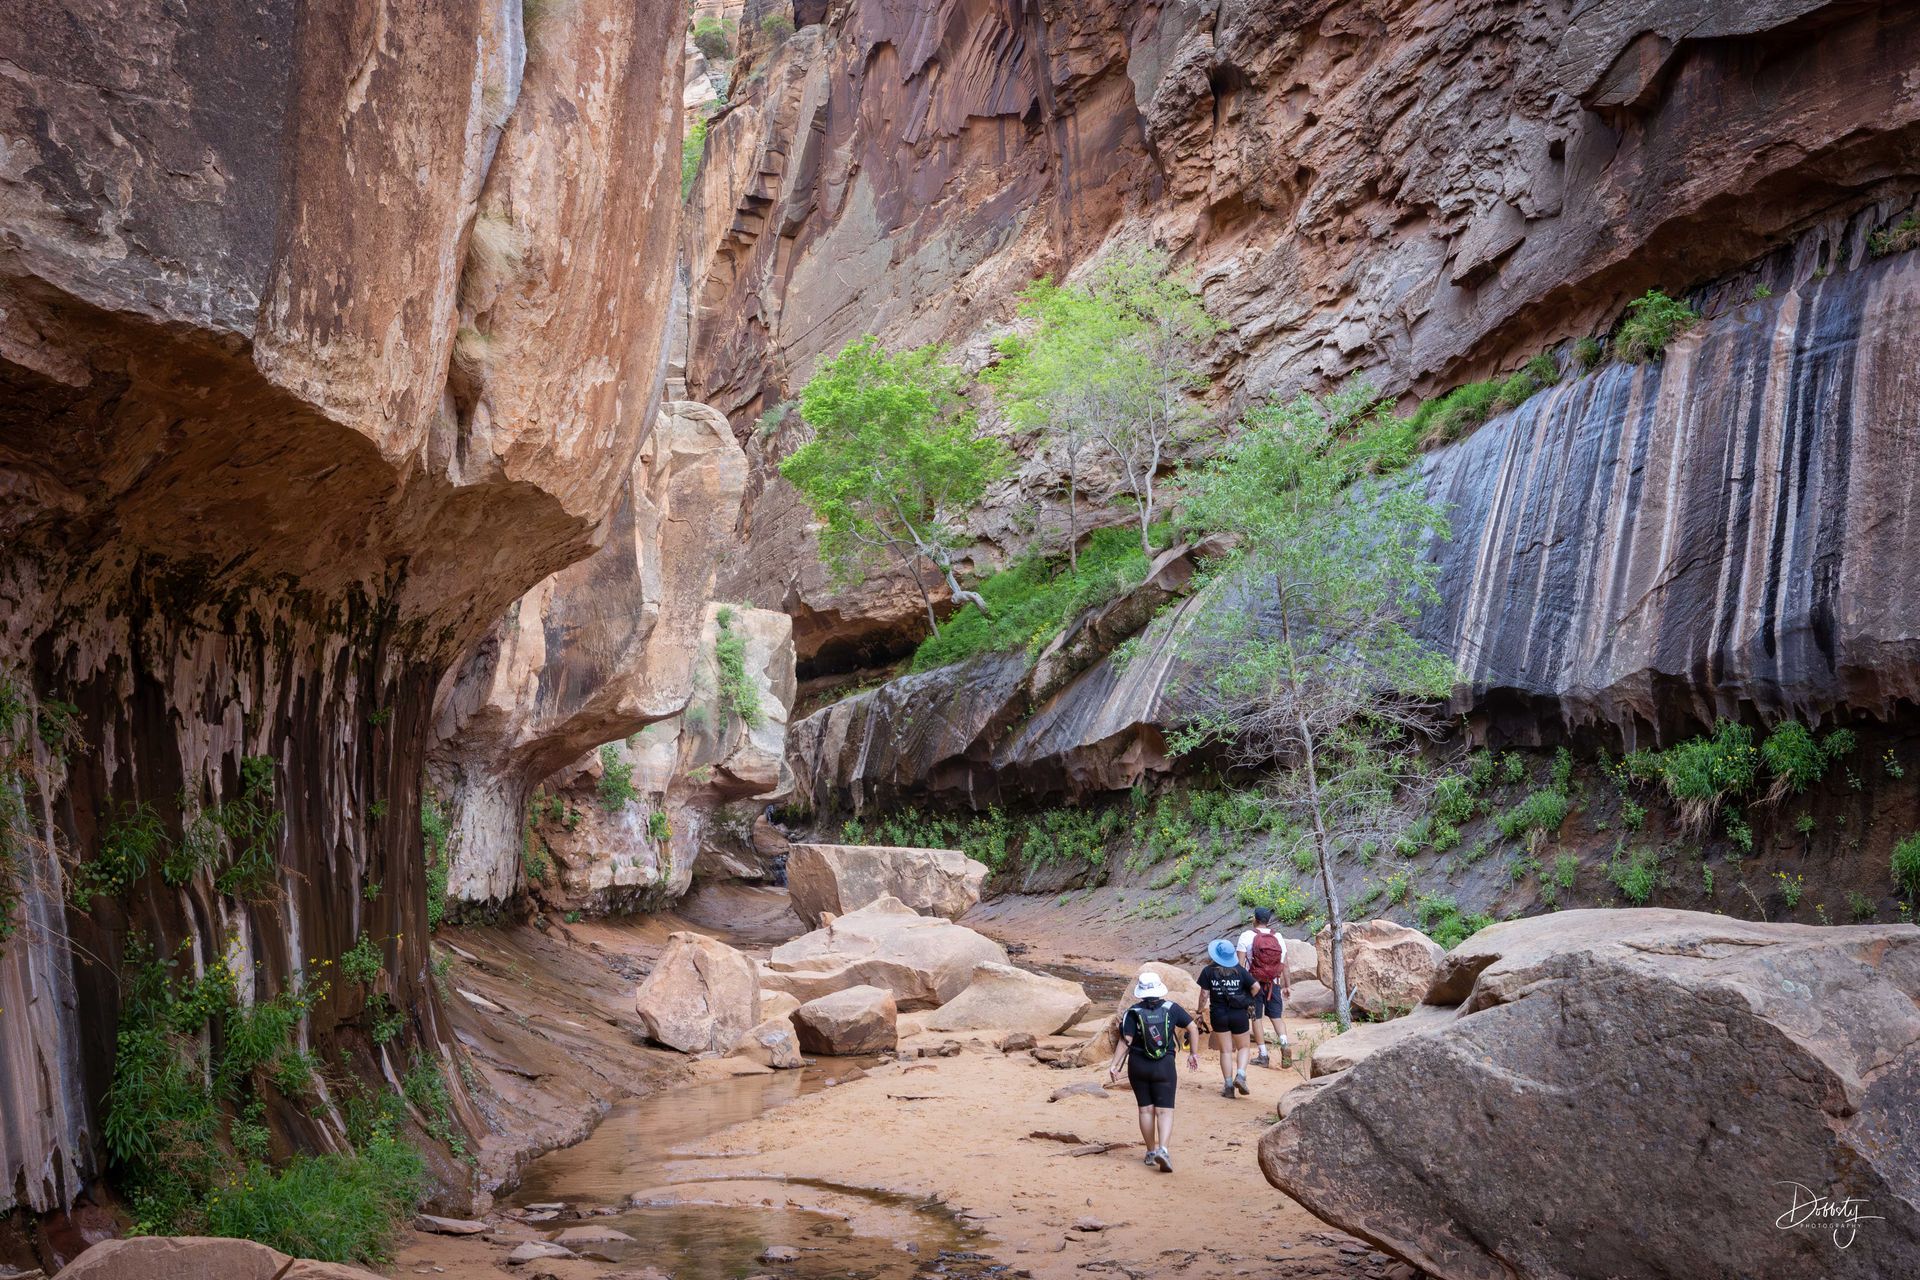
[1260,909,1920,1280]
[0,0,680,1213]
[1420,240,1920,741]
[790,236,1920,806]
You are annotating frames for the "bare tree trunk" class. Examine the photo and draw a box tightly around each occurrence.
[889,540,940,636]
[1066,454,1079,570]
[1299,717,1352,1031]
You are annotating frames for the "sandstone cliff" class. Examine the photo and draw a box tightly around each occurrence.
[792,217,1920,809]
[687,0,1920,677]
[0,0,679,1213]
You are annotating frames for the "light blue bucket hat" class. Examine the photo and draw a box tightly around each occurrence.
[1208,938,1237,967]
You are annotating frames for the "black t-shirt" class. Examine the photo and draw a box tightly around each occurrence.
[1121,999,1192,1060]
[1198,962,1254,1013]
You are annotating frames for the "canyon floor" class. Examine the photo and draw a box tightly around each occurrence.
[392,886,1394,1280]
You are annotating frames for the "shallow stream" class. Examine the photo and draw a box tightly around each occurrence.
[504,1063,1007,1280]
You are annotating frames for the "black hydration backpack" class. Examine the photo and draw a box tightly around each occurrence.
[1129,1002,1175,1059]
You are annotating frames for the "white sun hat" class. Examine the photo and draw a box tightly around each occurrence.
[1132,970,1169,1000]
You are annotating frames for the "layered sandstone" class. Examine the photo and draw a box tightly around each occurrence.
[0,0,679,1212]
[791,231,1920,808]
[689,0,1920,674]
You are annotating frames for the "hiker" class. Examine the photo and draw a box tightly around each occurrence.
[1104,970,1198,1173]
[1196,938,1256,1098]
[1237,907,1293,1068]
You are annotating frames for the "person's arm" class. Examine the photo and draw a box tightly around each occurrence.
[1181,1011,1199,1069]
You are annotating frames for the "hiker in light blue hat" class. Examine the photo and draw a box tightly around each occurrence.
[1196,938,1257,1098]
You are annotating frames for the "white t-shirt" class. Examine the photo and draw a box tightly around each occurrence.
[1237,927,1278,964]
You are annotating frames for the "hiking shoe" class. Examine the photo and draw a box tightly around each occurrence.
[1280,1044,1294,1069]
[1222,1081,1236,1099]
[1151,1148,1172,1173]
[1143,1149,1157,1167]
[1234,1071,1250,1096]
[1255,1051,1271,1069]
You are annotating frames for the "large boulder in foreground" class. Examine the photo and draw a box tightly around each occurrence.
[1312,919,1443,1019]
[922,962,1092,1037]
[793,985,898,1055]
[54,1237,384,1278]
[1263,909,1920,1280]
[785,843,988,925]
[634,931,759,1053]
[760,895,1007,1008]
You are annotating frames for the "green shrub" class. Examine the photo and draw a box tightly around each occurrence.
[1614,289,1699,362]
[340,933,383,987]
[420,793,452,931]
[1761,722,1826,793]
[1893,831,1920,900]
[1848,890,1877,922]
[1869,214,1920,258]
[200,1130,424,1266]
[1524,352,1561,387]
[1608,846,1660,904]
[1413,892,1493,950]
[1552,852,1579,890]
[1574,336,1604,371]
[1500,752,1526,785]
[1465,749,1495,789]
[1235,869,1313,923]
[691,16,731,59]
[1432,773,1476,826]
[69,803,167,904]
[1623,720,1757,833]
[597,743,640,811]
[909,526,1156,672]
[681,116,708,198]
[1407,379,1502,446]
[647,809,672,843]
[714,607,765,727]
[1495,788,1569,842]
[759,11,794,40]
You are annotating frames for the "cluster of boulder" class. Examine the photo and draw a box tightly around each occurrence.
[1266,909,1920,1279]
[633,843,1091,1062]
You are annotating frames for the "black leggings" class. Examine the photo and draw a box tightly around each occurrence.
[1128,1054,1178,1108]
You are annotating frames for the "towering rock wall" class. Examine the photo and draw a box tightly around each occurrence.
[0,0,680,1213]
[688,0,1920,674]
[791,226,1920,809]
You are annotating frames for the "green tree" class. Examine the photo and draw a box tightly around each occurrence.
[1173,383,1451,1030]
[991,246,1221,561]
[781,337,1011,633]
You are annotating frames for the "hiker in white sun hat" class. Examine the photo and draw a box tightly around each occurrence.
[1104,969,1199,1172]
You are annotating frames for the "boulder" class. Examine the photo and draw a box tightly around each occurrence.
[507,1241,577,1264]
[1263,910,1920,1280]
[1312,919,1443,1019]
[793,985,898,1055]
[634,932,759,1053]
[1284,978,1335,1018]
[733,1017,803,1069]
[760,895,1007,1008]
[785,843,988,924]
[52,1238,382,1279]
[1307,1004,1457,1078]
[922,963,1092,1037]
[757,989,801,1023]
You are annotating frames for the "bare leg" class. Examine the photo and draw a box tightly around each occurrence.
[1153,1106,1174,1151]
[1236,1031,1254,1076]
[1136,1105,1154,1148]
[1214,1031,1235,1084]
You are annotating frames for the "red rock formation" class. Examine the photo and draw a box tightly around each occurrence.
[0,0,679,1213]
[687,0,1920,670]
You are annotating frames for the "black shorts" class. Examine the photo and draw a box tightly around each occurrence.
[1127,1055,1178,1108]
[1207,1007,1250,1036]
[1251,986,1284,1019]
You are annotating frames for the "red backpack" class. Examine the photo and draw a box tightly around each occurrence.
[1248,928,1285,984]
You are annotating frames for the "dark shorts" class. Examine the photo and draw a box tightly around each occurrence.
[1251,986,1285,1019]
[1207,1007,1251,1036]
[1127,1055,1178,1108]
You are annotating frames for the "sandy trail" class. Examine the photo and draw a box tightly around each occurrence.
[397,891,1396,1279]
[657,1029,1393,1280]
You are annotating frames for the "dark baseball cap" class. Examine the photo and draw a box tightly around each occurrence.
[1253,906,1273,923]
